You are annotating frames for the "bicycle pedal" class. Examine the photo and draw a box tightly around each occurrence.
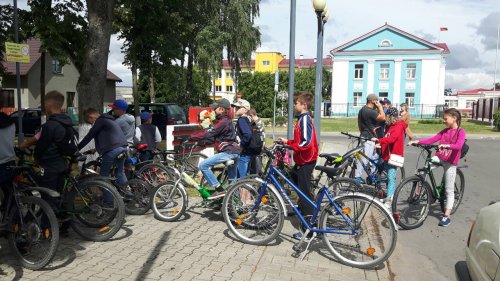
[292,244,303,253]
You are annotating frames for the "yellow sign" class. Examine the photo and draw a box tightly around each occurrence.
[5,42,30,63]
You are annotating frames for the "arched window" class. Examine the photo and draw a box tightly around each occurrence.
[379,39,392,47]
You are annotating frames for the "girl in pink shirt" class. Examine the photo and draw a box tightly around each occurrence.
[409,108,466,227]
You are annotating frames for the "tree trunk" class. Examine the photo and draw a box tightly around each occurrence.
[132,63,140,124]
[185,45,194,108]
[149,69,155,103]
[76,0,115,122]
[39,52,46,124]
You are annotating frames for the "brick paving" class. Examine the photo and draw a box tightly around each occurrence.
[0,198,394,281]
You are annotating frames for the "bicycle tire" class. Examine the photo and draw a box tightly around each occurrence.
[150,181,188,222]
[319,193,397,269]
[70,179,125,242]
[7,196,59,270]
[392,176,432,230]
[124,178,153,215]
[222,178,285,246]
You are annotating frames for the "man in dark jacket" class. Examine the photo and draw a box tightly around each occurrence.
[34,91,74,210]
[189,99,239,199]
[78,110,128,188]
[0,107,16,187]
[134,112,161,161]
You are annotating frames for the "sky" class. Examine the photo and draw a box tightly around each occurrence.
[3,0,499,91]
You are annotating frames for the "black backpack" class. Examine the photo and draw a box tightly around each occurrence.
[248,120,264,155]
[54,120,79,157]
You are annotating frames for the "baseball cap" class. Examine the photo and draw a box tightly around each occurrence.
[140,111,152,121]
[382,98,392,105]
[108,99,129,111]
[366,94,379,102]
[231,99,251,110]
[209,98,231,110]
[387,107,399,117]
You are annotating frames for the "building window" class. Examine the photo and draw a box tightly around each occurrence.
[225,72,232,78]
[52,59,63,74]
[66,92,76,108]
[215,85,222,92]
[353,92,363,107]
[0,89,15,107]
[445,100,458,107]
[379,39,392,47]
[465,100,475,109]
[263,60,270,66]
[217,73,222,79]
[379,64,390,80]
[354,64,364,79]
[406,63,416,80]
[405,93,415,108]
[226,85,233,92]
[379,92,388,99]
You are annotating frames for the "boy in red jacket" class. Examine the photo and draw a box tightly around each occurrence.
[279,92,318,239]
[372,107,407,209]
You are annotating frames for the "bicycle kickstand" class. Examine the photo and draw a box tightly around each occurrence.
[292,229,317,261]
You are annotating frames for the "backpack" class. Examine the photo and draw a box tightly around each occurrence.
[248,120,264,155]
[461,139,469,159]
[54,120,79,157]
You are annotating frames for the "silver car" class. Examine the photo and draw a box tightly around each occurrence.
[456,201,500,281]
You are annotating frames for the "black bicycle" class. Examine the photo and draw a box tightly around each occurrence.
[0,164,59,270]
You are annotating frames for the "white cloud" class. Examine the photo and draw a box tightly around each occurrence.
[445,72,495,90]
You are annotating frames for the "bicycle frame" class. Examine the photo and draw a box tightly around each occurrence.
[255,164,357,235]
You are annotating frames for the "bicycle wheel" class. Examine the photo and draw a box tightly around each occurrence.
[222,179,284,246]
[176,153,207,179]
[392,176,432,230]
[150,181,188,222]
[137,163,173,186]
[319,194,397,269]
[70,179,125,242]
[7,196,59,270]
[124,179,152,215]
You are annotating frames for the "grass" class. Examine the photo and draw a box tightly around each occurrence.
[265,118,499,135]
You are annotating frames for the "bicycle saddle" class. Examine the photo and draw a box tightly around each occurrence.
[319,153,341,161]
[315,165,344,178]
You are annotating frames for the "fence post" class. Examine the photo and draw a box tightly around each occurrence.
[482,99,486,121]
[347,102,349,117]
[490,99,494,122]
[420,104,423,119]
[472,102,475,120]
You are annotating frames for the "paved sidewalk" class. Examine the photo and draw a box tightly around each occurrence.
[0,200,393,281]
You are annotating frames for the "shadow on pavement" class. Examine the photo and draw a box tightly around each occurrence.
[135,231,170,281]
[222,229,285,246]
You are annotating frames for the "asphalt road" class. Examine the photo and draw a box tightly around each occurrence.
[311,136,499,281]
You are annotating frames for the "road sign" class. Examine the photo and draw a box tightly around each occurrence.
[5,42,30,63]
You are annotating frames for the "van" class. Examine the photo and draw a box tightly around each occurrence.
[128,103,187,139]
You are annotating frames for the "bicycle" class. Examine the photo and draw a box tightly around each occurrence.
[0,164,59,270]
[15,149,126,242]
[150,141,235,222]
[392,143,466,230]
[221,143,398,269]
[336,132,405,198]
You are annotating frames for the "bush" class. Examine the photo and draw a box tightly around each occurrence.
[494,109,500,130]
[418,119,442,125]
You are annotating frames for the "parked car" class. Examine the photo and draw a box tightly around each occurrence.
[127,103,187,139]
[10,108,42,136]
[456,201,500,281]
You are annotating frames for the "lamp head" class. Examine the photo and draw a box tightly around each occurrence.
[312,0,327,11]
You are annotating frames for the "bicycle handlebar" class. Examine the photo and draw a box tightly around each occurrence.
[411,143,439,150]
[341,132,371,142]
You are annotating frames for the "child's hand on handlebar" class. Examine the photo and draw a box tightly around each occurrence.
[371,138,378,143]
[277,137,287,144]
[438,144,450,150]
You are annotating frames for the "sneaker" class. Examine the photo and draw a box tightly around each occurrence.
[208,190,226,200]
[438,216,451,227]
[354,177,366,184]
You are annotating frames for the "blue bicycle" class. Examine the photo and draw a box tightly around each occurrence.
[222,144,398,269]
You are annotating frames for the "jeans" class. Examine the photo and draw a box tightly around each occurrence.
[355,141,377,178]
[199,152,239,188]
[430,156,457,210]
[238,155,253,178]
[101,146,128,187]
[385,164,397,199]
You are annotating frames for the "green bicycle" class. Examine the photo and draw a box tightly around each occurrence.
[392,143,466,230]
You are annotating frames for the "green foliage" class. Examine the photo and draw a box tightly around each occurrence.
[494,109,500,130]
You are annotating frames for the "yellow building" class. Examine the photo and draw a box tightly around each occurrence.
[212,52,332,100]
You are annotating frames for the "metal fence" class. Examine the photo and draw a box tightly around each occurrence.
[472,98,500,122]
[323,103,447,119]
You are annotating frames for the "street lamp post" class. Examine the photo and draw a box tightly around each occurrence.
[13,0,24,144]
[313,0,329,144]
[287,0,297,140]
